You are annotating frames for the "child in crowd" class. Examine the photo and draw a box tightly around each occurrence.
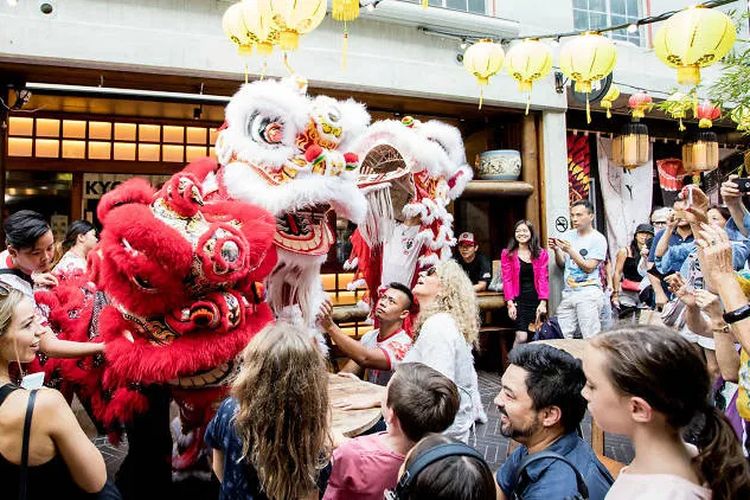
[324,363,460,500]
[387,433,496,500]
[206,322,332,500]
[582,325,750,500]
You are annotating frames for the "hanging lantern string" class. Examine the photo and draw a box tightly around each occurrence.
[427,0,734,46]
[283,51,296,76]
[342,21,349,70]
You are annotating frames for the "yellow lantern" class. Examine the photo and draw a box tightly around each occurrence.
[332,0,360,69]
[222,2,254,56]
[612,123,649,170]
[654,6,736,86]
[463,39,505,110]
[266,0,327,51]
[559,33,617,123]
[240,0,277,56]
[682,130,719,173]
[600,85,620,119]
[505,39,552,115]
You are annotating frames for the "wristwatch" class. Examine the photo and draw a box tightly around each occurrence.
[722,304,750,324]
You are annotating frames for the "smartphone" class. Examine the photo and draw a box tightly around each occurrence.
[735,177,750,193]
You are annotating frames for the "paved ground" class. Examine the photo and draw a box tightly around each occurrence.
[93,369,634,482]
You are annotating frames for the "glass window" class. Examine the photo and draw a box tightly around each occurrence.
[398,0,484,14]
[571,0,641,46]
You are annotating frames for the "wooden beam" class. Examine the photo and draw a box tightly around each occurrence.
[521,114,542,232]
[70,172,83,221]
[6,158,182,176]
[461,180,534,198]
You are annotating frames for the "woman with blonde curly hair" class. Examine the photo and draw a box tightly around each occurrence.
[205,321,332,499]
[402,259,483,442]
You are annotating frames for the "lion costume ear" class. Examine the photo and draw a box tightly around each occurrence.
[97,178,156,224]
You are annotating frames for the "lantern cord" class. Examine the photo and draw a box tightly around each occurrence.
[525,93,530,116]
[478,87,484,110]
[260,59,268,81]
[423,0,735,45]
[244,61,249,85]
[342,22,349,70]
[679,118,685,131]
[586,95,591,124]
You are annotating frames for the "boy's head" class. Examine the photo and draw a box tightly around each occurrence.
[4,210,55,274]
[384,362,460,442]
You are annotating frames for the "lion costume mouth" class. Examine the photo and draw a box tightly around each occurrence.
[168,360,236,389]
[274,205,334,255]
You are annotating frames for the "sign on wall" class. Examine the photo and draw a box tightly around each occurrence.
[82,173,171,200]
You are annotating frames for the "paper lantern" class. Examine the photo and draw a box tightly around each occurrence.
[628,91,653,120]
[240,0,277,56]
[663,92,693,131]
[559,33,617,94]
[682,130,719,173]
[731,106,750,133]
[505,39,552,115]
[695,100,721,129]
[600,85,620,119]
[267,0,327,51]
[559,33,617,123]
[654,6,736,86]
[612,122,649,170]
[222,2,254,56]
[463,39,505,109]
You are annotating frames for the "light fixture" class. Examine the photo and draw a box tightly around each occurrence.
[627,23,638,33]
[612,122,649,169]
[460,39,468,50]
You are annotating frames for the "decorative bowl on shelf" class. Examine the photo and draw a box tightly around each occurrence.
[477,150,522,181]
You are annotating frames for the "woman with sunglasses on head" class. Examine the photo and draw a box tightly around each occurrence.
[0,286,114,499]
[501,220,549,347]
[400,260,483,443]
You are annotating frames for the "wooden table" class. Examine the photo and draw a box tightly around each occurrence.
[329,374,383,437]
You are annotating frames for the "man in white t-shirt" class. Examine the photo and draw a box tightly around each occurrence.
[318,282,413,386]
[551,200,608,339]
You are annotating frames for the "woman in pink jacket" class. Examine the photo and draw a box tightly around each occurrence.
[501,220,549,346]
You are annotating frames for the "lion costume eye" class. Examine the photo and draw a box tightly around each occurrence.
[131,275,157,292]
[247,112,284,145]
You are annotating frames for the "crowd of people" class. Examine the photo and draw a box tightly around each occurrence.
[4,175,750,499]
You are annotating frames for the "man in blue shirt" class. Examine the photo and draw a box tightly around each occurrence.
[494,344,613,500]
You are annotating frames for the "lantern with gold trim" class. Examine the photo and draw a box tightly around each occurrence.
[332,0,360,68]
[661,92,693,131]
[731,106,750,133]
[611,122,649,170]
[222,2,255,57]
[654,6,736,86]
[600,85,620,119]
[628,91,653,120]
[505,39,552,115]
[265,0,327,51]
[682,100,720,174]
[559,33,617,123]
[695,100,721,129]
[463,39,505,110]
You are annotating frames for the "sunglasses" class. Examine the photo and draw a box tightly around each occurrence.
[422,267,437,277]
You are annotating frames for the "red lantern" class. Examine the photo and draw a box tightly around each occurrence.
[695,100,721,129]
[628,91,653,120]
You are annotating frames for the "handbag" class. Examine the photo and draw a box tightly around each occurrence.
[660,297,687,329]
[530,314,563,342]
[511,450,589,500]
[620,278,641,292]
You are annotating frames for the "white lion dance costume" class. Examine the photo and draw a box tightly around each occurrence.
[346,116,473,316]
[203,77,370,333]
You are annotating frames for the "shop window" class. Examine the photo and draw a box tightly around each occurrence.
[162,125,184,144]
[114,123,137,141]
[113,142,137,161]
[139,124,161,143]
[7,137,33,157]
[89,121,112,140]
[186,146,207,161]
[186,127,207,145]
[138,143,160,161]
[88,142,111,160]
[162,144,184,163]
[5,171,73,235]
[35,139,59,158]
[8,117,33,136]
[573,0,642,46]
[36,118,60,138]
[62,140,86,159]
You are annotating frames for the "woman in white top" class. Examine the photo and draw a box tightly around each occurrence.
[582,325,750,500]
[402,259,483,442]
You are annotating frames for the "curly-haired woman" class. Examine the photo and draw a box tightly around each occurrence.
[206,322,332,499]
[401,259,484,442]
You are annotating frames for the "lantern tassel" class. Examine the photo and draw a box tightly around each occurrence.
[260,59,268,81]
[283,52,295,76]
[244,60,249,84]
[525,93,530,116]
[478,87,484,110]
[679,117,685,132]
[341,23,349,70]
[586,94,591,124]
[421,0,428,8]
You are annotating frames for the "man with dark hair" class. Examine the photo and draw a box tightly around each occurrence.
[324,362,460,499]
[551,199,608,338]
[1,210,103,360]
[318,282,413,386]
[494,344,613,500]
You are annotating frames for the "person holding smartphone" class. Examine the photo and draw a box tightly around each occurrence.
[720,174,750,239]
[612,224,653,322]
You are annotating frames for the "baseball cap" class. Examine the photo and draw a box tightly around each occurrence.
[635,223,654,235]
[458,232,476,246]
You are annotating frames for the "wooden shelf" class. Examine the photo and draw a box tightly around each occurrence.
[461,180,534,198]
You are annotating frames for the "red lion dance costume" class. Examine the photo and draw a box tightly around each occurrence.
[37,162,277,475]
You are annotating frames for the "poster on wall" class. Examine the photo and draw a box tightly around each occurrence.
[82,173,171,226]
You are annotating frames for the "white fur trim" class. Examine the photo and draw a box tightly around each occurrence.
[343,257,359,271]
[418,254,440,268]
[347,278,367,291]
[447,164,473,199]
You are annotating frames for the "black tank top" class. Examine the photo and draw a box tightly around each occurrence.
[623,253,642,282]
[0,384,89,500]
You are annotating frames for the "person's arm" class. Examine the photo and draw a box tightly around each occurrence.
[550,239,566,269]
[338,359,363,376]
[721,175,750,237]
[695,289,740,382]
[655,215,677,258]
[319,302,390,371]
[648,273,669,310]
[535,250,550,317]
[556,239,600,274]
[212,449,225,483]
[40,328,105,359]
[44,389,107,493]
[474,255,491,292]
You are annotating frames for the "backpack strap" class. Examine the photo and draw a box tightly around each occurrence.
[0,383,19,408]
[513,449,589,500]
[19,389,38,500]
